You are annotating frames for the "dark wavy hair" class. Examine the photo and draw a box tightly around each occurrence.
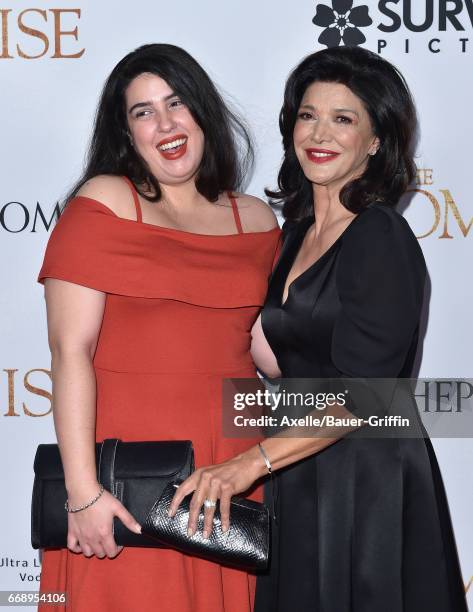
[66,43,253,204]
[267,46,417,220]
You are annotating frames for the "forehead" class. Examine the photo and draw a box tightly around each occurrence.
[125,73,173,104]
[300,81,366,112]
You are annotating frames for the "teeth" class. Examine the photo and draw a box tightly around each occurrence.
[311,152,336,157]
[159,137,187,151]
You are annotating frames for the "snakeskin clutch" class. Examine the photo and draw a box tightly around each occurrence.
[142,482,269,571]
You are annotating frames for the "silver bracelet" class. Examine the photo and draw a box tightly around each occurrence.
[258,443,272,474]
[258,443,277,522]
[65,484,105,513]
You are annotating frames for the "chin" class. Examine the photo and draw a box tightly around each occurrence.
[304,171,336,185]
[152,164,199,185]
[162,172,198,186]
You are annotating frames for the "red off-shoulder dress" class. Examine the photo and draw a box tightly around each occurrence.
[37,178,281,612]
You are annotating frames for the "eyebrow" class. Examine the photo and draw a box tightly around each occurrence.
[335,107,359,116]
[128,92,179,115]
[300,103,359,117]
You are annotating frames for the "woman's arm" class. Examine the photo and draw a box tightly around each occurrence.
[45,279,104,500]
[44,278,140,557]
[168,417,343,538]
[250,314,281,379]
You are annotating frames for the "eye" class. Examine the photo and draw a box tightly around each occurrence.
[336,115,353,124]
[297,111,315,121]
[134,109,153,119]
[169,98,184,109]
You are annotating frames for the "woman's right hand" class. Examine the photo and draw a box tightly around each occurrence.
[66,485,141,559]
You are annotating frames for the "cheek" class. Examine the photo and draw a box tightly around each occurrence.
[192,128,205,158]
[339,131,366,157]
[182,110,202,136]
[130,123,155,148]
[194,127,204,147]
[293,123,307,148]
[292,125,310,164]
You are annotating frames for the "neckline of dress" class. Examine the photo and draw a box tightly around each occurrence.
[280,211,364,307]
[74,195,281,239]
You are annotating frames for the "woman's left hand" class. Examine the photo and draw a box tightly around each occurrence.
[168,449,263,539]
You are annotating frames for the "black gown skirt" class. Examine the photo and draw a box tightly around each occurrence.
[255,205,467,612]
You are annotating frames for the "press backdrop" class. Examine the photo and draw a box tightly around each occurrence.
[1,1,471,607]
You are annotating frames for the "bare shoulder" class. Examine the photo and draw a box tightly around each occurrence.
[76,175,137,220]
[231,192,279,232]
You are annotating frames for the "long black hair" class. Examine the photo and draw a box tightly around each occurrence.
[267,46,417,220]
[66,43,253,204]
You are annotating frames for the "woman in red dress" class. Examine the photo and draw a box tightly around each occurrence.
[38,43,280,611]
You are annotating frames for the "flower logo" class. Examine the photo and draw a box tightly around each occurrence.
[312,0,372,47]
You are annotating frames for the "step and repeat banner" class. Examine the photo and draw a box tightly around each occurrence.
[1,0,471,608]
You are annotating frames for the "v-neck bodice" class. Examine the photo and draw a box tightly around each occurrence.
[261,204,425,378]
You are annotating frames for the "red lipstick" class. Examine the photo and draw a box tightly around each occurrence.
[157,134,188,160]
[305,148,340,164]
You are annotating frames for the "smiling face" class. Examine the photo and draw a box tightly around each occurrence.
[293,81,379,195]
[125,73,205,188]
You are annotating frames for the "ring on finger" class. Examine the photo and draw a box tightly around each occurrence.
[204,498,217,508]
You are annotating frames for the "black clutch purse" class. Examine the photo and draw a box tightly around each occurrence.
[31,438,194,549]
[142,481,270,572]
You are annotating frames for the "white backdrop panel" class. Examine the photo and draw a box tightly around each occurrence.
[0,1,471,608]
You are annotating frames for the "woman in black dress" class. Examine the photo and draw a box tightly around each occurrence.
[170,47,467,611]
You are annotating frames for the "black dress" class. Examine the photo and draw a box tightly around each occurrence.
[255,205,467,612]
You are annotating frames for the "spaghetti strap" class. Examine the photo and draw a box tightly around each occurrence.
[228,191,244,234]
[122,176,143,223]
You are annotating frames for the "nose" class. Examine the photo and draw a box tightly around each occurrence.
[156,108,177,133]
[311,118,332,144]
